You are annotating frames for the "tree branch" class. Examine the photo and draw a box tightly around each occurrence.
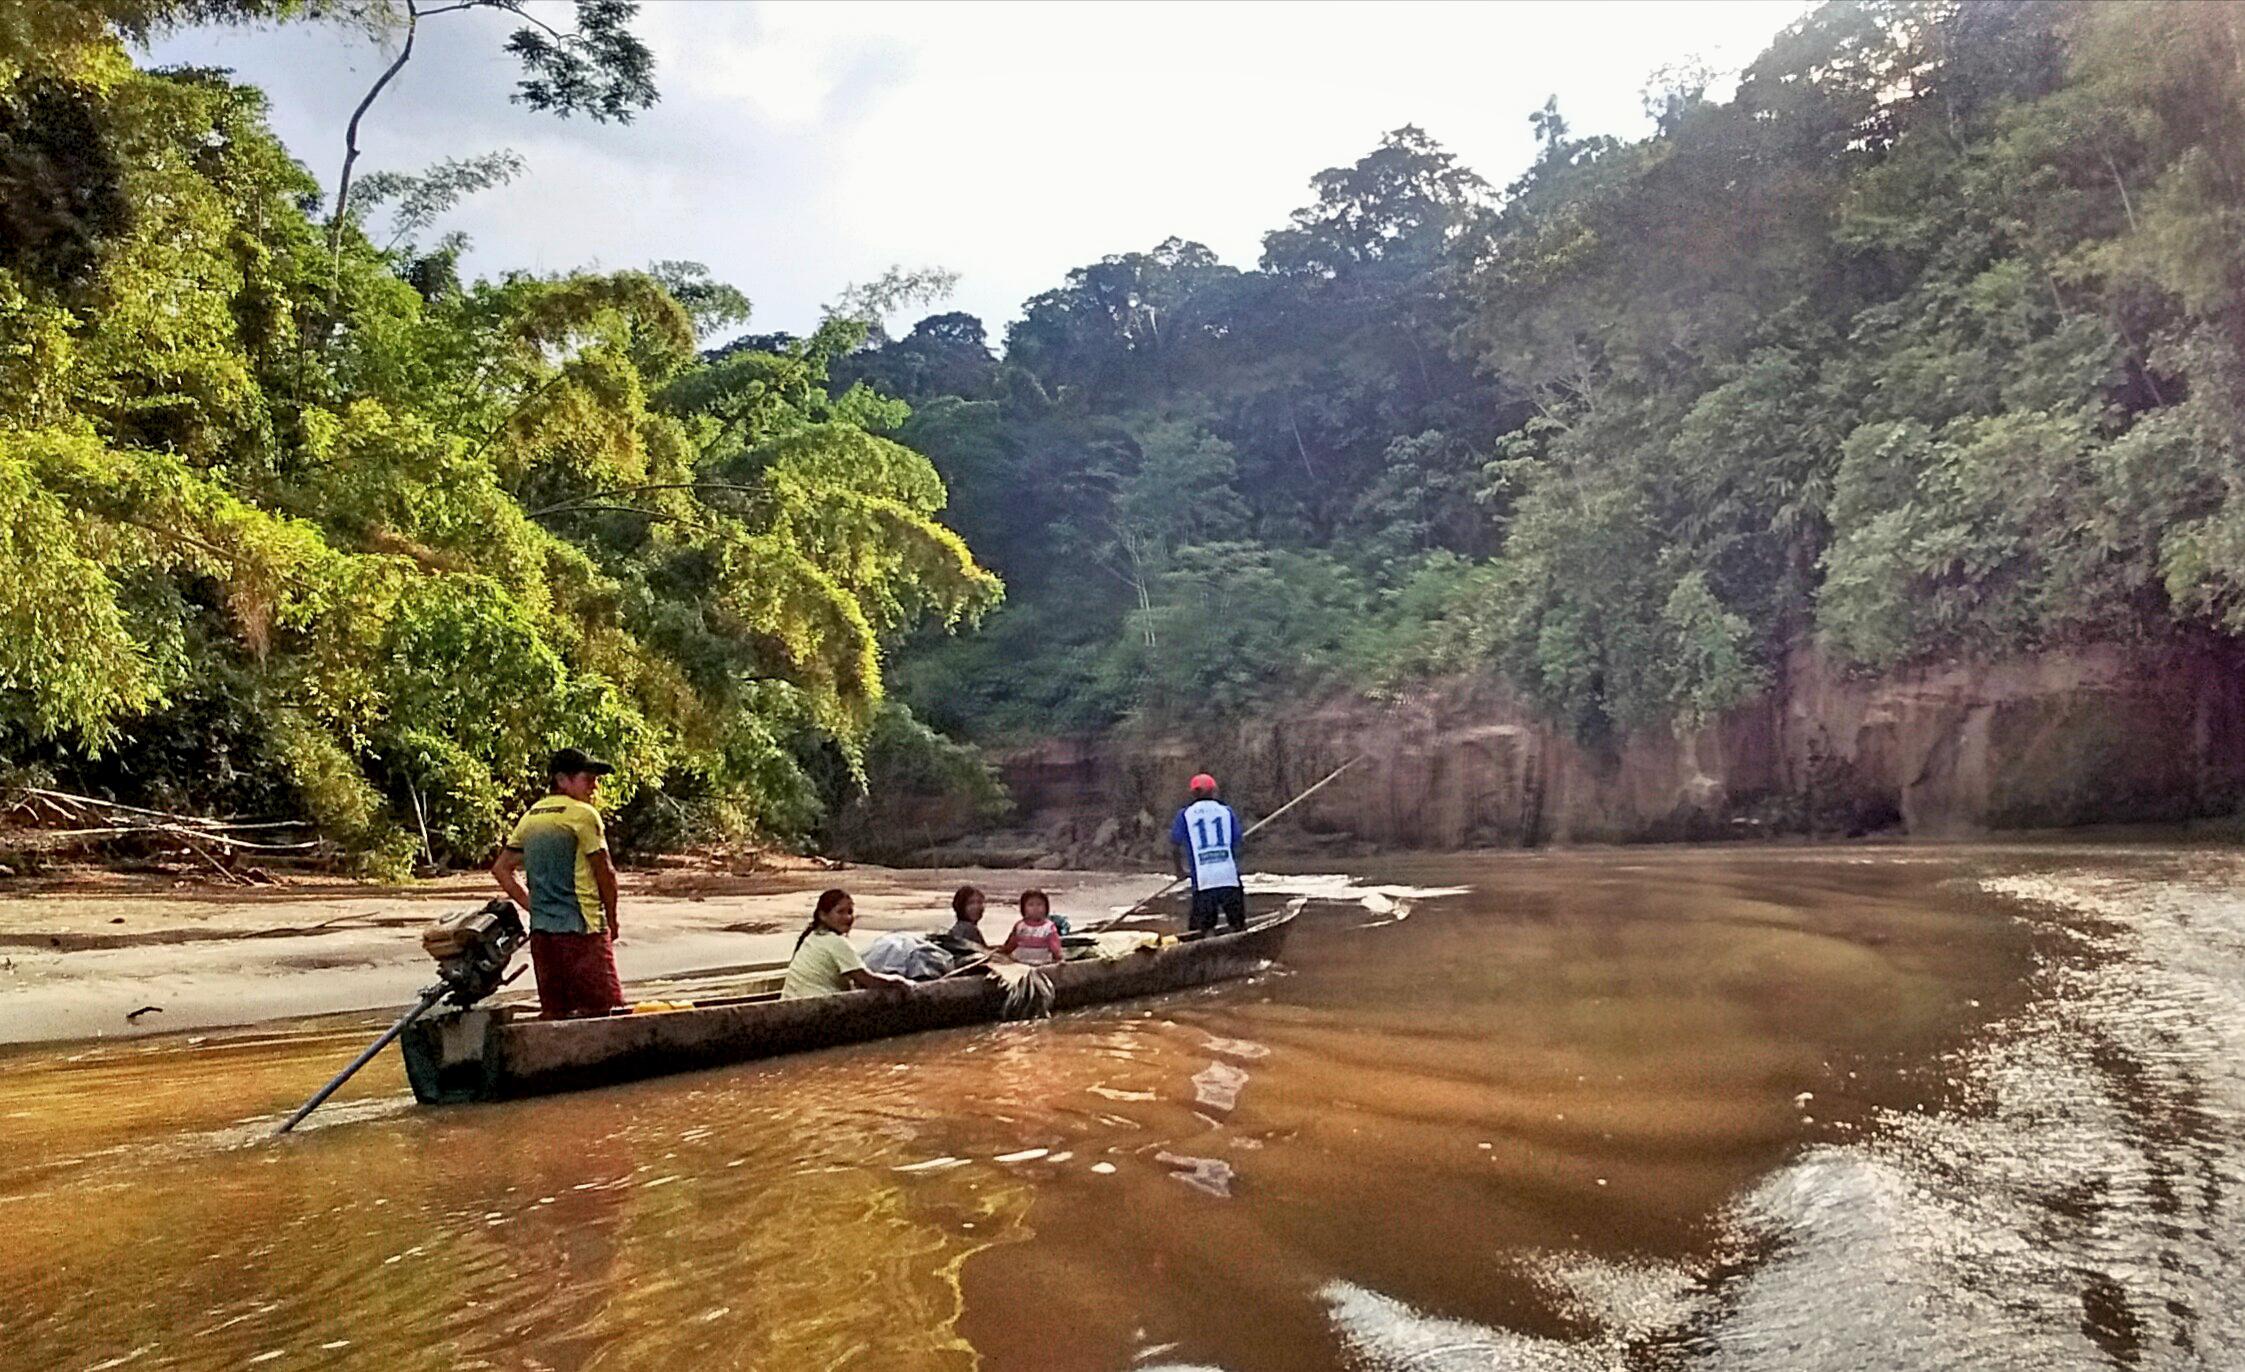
[467,370,572,465]
[514,10,569,41]
[328,0,422,264]
[2101,151,2140,235]
[526,504,744,547]
[1289,408,1319,480]
[524,482,773,520]
[110,516,321,597]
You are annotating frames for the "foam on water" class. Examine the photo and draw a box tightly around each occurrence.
[1323,1280,1613,1371]
[1676,860,2245,1369]
[1101,872,1470,920]
[1242,872,1471,903]
[1190,1060,1249,1112]
[1311,853,2245,1370]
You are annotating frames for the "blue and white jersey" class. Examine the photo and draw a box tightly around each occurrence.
[1170,799,1243,891]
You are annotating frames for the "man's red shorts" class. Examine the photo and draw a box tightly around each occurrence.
[528,930,625,1018]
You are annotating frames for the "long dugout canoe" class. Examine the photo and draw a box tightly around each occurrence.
[400,906,1297,1104]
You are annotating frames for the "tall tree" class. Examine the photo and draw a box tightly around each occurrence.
[325,0,657,258]
[0,15,996,869]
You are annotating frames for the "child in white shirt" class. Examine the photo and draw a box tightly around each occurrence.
[999,889,1066,967]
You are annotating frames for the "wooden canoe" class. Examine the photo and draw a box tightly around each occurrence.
[399,907,1297,1104]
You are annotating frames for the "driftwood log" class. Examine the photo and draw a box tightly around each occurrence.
[2,786,328,880]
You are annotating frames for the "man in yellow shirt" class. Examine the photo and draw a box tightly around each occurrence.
[492,748,625,1018]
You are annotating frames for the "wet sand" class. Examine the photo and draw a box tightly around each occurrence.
[0,865,1159,1043]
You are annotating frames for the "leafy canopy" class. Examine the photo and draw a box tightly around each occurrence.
[0,11,996,868]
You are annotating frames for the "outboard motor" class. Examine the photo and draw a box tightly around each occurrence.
[419,899,528,1008]
[275,899,526,1135]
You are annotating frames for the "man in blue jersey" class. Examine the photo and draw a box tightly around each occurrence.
[1170,772,1248,935]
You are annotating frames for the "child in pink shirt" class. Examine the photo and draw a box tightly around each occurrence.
[1000,889,1066,967]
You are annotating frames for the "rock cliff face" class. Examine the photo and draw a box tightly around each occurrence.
[995,640,2245,851]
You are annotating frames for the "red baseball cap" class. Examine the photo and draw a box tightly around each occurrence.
[1189,773,1218,795]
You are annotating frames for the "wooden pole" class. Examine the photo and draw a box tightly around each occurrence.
[274,985,446,1136]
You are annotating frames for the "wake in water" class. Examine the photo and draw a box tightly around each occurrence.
[1314,854,2245,1371]
[1101,872,1464,932]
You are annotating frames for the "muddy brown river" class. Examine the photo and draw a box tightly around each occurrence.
[4,845,2242,1370]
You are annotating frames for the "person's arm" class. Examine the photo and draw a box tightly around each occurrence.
[1170,811,1192,880]
[843,966,913,993]
[589,848,620,937]
[1042,928,1066,961]
[491,848,531,910]
[828,935,907,993]
[997,926,1022,959]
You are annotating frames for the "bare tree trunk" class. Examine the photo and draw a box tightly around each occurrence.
[2111,311,2168,406]
[1124,533,1158,649]
[328,1,422,264]
[2102,151,2140,235]
[409,782,434,868]
[1404,322,1434,398]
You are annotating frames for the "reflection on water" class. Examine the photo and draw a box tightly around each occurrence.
[6,846,2244,1368]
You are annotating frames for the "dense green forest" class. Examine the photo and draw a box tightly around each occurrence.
[869,0,2245,750]
[0,0,1001,871]
[5,0,2245,867]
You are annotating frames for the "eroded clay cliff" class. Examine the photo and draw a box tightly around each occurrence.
[994,639,2245,853]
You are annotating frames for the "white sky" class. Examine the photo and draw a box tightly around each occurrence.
[151,0,1810,341]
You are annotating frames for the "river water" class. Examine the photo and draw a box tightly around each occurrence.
[3,844,2242,1371]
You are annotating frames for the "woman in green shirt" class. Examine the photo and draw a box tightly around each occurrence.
[780,889,915,1000]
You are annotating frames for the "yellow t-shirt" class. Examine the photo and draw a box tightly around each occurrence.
[506,795,608,935]
[780,929,865,1000]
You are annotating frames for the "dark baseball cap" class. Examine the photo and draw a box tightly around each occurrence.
[547,747,616,778]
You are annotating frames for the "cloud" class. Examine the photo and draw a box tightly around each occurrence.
[149,0,1807,340]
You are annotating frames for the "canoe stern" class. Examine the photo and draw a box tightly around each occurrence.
[400,1007,503,1104]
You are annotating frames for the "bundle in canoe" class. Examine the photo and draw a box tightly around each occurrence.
[400,904,1297,1104]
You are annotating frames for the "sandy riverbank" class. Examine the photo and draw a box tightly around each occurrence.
[0,864,1166,1045]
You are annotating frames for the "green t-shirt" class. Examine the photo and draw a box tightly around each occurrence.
[781,929,865,1000]
[505,795,608,934]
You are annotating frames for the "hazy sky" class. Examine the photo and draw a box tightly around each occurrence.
[151,0,1810,342]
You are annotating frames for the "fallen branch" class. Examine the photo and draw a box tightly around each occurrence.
[19,824,323,854]
[240,912,383,940]
[176,837,251,886]
[196,833,322,853]
[21,793,77,824]
[13,787,312,835]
